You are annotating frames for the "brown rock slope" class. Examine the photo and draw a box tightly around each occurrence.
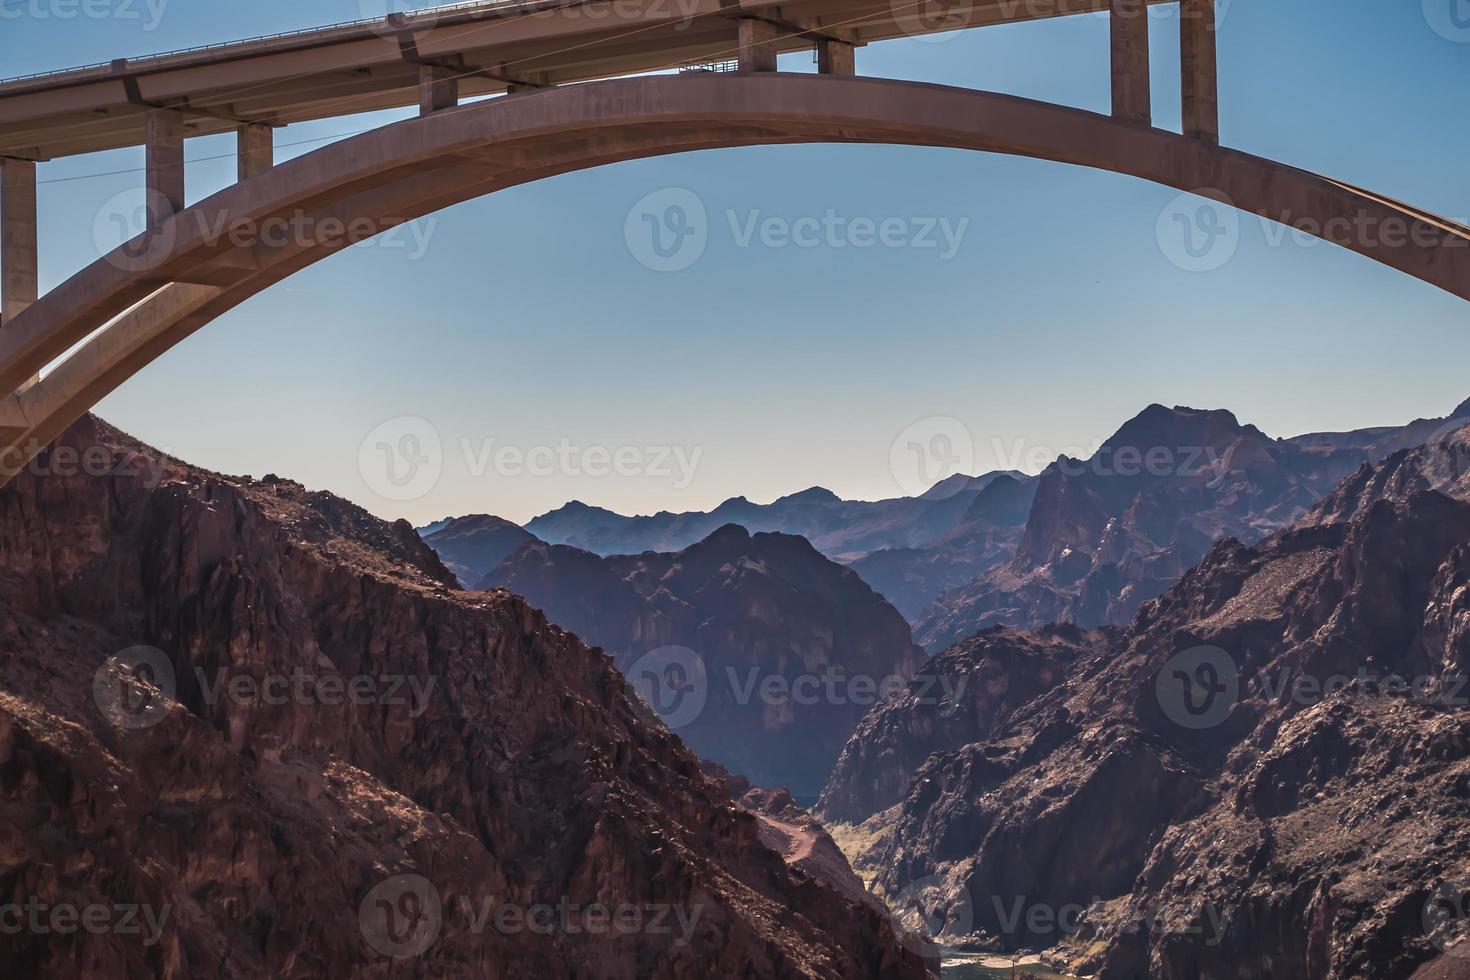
[816,624,1109,825]
[482,525,926,800]
[854,423,1470,979]
[0,417,927,980]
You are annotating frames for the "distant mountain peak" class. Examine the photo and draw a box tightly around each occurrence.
[699,522,754,547]
[430,513,519,533]
[1453,396,1470,419]
[1104,404,1248,454]
[777,486,841,504]
[920,470,1027,501]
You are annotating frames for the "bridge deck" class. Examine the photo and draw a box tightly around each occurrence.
[0,0,1167,160]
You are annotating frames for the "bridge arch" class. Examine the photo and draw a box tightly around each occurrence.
[2,73,1467,480]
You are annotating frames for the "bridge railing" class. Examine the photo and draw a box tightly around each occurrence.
[0,0,549,86]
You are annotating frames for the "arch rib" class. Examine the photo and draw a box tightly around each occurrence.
[2,73,1467,482]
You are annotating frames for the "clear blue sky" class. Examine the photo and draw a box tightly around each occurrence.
[3,0,1468,524]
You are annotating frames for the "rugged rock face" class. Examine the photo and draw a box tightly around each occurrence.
[858,425,1470,978]
[816,625,1107,824]
[419,513,537,587]
[0,417,927,980]
[482,525,926,799]
[850,474,1037,621]
[739,787,877,911]
[914,403,1465,650]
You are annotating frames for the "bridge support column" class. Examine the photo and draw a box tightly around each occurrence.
[145,108,185,224]
[817,39,855,76]
[237,124,274,181]
[738,18,779,72]
[1109,0,1151,125]
[1,159,38,329]
[1180,0,1219,143]
[419,66,460,114]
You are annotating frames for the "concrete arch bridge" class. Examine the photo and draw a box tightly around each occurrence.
[0,0,1465,482]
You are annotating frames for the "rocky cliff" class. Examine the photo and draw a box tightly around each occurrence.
[913,403,1465,650]
[849,474,1037,621]
[0,417,927,980]
[482,525,926,799]
[841,422,1470,978]
[816,624,1107,824]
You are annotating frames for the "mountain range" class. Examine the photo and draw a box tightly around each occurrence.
[523,472,1026,562]
[425,398,1470,655]
[822,422,1470,977]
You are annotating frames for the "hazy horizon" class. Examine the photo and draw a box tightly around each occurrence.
[372,392,1470,527]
